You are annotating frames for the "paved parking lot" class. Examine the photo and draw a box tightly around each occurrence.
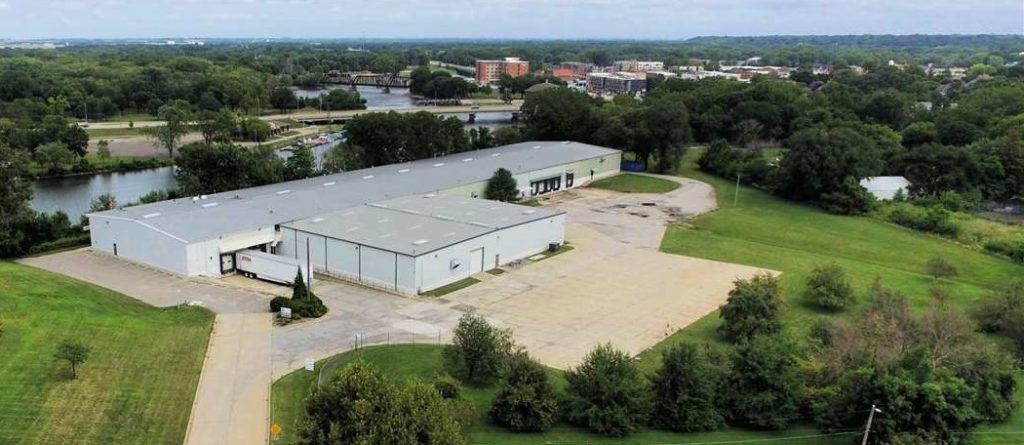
[20,249,270,313]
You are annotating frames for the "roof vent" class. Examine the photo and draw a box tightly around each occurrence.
[277,190,291,195]
[398,168,410,173]
[442,232,457,238]
[362,175,374,180]
[367,203,387,209]
[143,212,161,219]
[379,233,393,239]
[522,209,537,215]
[346,226,361,232]
[402,209,422,215]
[311,217,325,223]
[201,202,219,208]
[433,163,445,167]
[435,214,454,221]
[562,141,571,144]
[323,181,336,186]
[470,221,491,228]
[412,239,429,246]
[377,218,390,223]
[533,145,541,149]
[491,153,501,157]
[408,225,422,230]
[192,196,200,202]
[200,195,209,199]
[463,158,473,162]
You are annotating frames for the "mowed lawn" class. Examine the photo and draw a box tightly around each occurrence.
[0,262,214,445]
[589,173,680,193]
[639,150,1024,365]
[272,345,852,445]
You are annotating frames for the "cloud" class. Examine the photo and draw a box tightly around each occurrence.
[0,2,8,11]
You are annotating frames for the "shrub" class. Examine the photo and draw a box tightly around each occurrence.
[718,273,783,342]
[925,257,959,279]
[433,375,463,400]
[565,344,650,437]
[650,343,724,432]
[289,268,328,318]
[490,353,559,432]
[25,233,90,255]
[443,313,516,384]
[886,204,961,237]
[301,362,465,444]
[724,336,802,430]
[804,263,855,309]
[269,296,291,313]
[984,239,1024,264]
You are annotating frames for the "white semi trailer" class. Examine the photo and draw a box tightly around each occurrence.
[236,250,305,285]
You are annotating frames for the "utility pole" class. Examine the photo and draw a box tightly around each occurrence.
[733,173,741,206]
[860,405,882,445]
[305,239,312,299]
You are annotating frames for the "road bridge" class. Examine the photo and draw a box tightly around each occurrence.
[289,104,523,125]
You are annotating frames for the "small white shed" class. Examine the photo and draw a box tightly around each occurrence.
[860,176,911,200]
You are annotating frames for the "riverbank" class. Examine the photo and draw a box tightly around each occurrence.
[29,155,174,180]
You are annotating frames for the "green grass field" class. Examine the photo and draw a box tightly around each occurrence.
[0,262,214,444]
[271,345,851,445]
[421,277,481,298]
[637,151,1024,369]
[589,173,680,194]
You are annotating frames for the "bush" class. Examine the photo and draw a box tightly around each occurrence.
[925,257,959,279]
[804,263,855,309]
[443,313,516,384]
[433,375,463,400]
[269,296,291,313]
[650,343,724,432]
[886,204,961,237]
[25,232,89,255]
[984,239,1024,264]
[289,268,328,318]
[301,362,465,444]
[490,353,559,432]
[565,344,650,437]
[725,336,802,430]
[718,273,783,342]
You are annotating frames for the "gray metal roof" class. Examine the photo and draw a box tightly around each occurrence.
[284,194,562,256]
[89,141,618,243]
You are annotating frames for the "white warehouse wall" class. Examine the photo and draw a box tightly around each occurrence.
[88,216,191,275]
[415,214,565,292]
[280,227,417,294]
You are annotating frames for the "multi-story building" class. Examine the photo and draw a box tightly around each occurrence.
[474,57,530,84]
[586,72,647,95]
[613,60,664,73]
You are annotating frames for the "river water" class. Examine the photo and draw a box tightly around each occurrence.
[30,85,512,221]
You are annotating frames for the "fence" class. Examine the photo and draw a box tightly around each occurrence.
[315,330,449,388]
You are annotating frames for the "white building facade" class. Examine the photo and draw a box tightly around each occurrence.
[87,142,621,292]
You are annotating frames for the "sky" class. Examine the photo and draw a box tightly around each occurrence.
[0,0,1020,40]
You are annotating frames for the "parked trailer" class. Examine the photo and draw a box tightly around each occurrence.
[236,250,303,285]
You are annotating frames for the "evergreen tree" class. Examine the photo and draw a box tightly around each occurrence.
[484,168,519,202]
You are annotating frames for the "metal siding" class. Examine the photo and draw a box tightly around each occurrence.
[88,216,190,275]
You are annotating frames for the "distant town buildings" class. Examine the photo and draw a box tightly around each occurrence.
[474,57,530,84]
[613,60,665,73]
[587,72,647,95]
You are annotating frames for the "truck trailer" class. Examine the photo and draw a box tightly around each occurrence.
[235,250,304,285]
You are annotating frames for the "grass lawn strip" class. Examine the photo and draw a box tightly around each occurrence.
[589,173,681,194]
[0,262,213,445]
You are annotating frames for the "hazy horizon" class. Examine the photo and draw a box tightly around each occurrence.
[0,0,1020,40]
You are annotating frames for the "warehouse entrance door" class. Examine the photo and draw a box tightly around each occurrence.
[470,248,484,274]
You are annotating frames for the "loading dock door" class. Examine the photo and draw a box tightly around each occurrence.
[470,248,484,274]
[220,253,235,274]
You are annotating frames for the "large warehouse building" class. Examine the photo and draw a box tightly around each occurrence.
[87,141,621,294]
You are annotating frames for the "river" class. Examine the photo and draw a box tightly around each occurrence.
[32,167,177,221]
[30,86,512,221]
